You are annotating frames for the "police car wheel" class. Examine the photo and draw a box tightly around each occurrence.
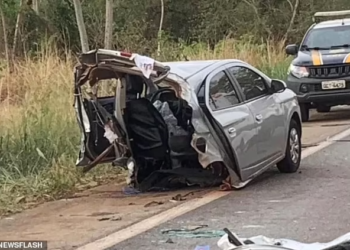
[300,104,309,122]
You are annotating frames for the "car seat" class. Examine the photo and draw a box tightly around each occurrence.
[123,74,171,182]
[149,88,198,168]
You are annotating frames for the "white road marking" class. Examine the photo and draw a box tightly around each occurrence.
[76,127,350,250]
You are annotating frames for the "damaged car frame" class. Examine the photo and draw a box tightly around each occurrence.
[74,49,302,192]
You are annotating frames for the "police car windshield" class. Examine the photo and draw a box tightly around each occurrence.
[301,25,350,50]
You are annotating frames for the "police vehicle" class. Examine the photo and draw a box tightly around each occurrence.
[285,10,350,122]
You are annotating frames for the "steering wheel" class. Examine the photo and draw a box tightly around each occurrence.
[150,88,181,116]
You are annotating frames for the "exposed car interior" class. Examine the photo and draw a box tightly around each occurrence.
[82,72,224,191]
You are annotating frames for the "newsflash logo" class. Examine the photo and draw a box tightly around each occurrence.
[0,241,47,249]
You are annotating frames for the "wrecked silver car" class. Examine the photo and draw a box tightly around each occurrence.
[73,49,302,192]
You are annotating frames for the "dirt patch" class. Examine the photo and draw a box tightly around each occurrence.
[0,182,210,250]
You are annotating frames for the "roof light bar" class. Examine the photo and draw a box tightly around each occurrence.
[313,10,350,23]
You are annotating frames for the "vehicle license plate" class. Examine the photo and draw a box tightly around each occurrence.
[321,80,346,90]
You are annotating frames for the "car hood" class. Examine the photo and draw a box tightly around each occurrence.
[292,48,350,66]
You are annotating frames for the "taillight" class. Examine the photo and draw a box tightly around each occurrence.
[120,51,132,57]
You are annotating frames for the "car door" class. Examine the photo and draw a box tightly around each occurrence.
[202,66,259,178]
[226,65,285,174]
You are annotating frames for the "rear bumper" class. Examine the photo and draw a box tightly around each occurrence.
[286,74,350,105]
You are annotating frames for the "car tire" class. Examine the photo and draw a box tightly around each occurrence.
[316,105,331,113]
[277,119,301,173]
[300,104,309,122]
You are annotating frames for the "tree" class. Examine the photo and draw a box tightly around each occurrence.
[12,0,24,59]
[104,0,114,49]
[157,0,164,56]
[284,0,300,41]
[72,0,89,52]
[0,3,11,71]
[32,0,39,14]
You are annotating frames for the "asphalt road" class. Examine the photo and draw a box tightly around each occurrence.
[110,136,350,250]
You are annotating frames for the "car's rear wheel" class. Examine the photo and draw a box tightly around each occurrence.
[277,119,301,173]
[300,104,309,122]
[316,105,331,113]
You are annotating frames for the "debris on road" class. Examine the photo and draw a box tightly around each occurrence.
[165,238,174,244]
[89,212,114,217]
[161,225,225,238]
[220,176,233,191]
[122,186,141,195]
[194,245,210,250]
[217,228,350,250]
[302,143,319,148]
[170,191,199,202]
[97,216,122,221]
[144,201,164,207]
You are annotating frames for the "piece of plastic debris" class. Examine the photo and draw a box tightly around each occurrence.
[103,125,118,143]
[165,238,174,244]
[185,225,209,231]
[162,225,208,234]
[122,186,141,195]
[161,226,225,239]
[133,54,154,79]
[194,246,210,250]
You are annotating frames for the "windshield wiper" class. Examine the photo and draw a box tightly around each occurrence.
[330,44,350,49]
[301,45,330,50]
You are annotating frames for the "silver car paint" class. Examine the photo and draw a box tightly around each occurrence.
[165,60,301,186]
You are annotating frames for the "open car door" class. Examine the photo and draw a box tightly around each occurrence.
[73,49,171,172]
[198,64,259,183]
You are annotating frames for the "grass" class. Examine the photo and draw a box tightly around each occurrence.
[0,38,292,215]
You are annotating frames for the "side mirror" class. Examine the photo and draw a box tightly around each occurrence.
[285,44,298,56]
[271,79,287,93]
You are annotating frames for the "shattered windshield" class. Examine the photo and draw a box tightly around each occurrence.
[301,25,350,49]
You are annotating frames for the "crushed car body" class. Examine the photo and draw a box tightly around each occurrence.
[218,228,350,250]
[73,49,302,191]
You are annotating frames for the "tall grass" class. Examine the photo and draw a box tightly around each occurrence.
[0,39,291,215]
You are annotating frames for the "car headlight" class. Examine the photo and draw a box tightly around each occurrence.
[288,64,309,78]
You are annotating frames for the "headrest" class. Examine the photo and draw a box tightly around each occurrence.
[126,74,144,95]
